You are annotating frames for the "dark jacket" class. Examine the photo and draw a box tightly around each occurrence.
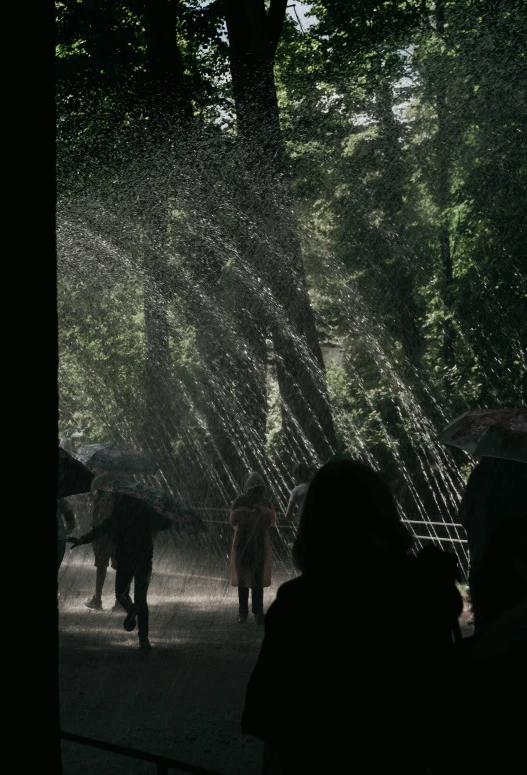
[78,494,173,566]
[242,547,462,773]
[459,458,526,572]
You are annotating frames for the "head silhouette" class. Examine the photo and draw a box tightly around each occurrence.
[471,514,527,627]
[244,471,267,492]
[241,472,269,507]
[292,459,413,574]
[293,462,312,486]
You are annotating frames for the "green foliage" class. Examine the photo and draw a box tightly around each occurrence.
[57,0,527,510]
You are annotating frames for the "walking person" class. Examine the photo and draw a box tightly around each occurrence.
[230,473,276,625]
[68,492,178,650]
[284,462,312,525]
[84,472,127,611]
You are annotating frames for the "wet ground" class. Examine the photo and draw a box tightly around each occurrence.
[59,534,474,775]
[59,535,282,775]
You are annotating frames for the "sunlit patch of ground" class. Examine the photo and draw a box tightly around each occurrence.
[59,542,276,775]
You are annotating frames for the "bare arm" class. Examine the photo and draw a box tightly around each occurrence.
[68,513,114,547]
[284,500,294,522]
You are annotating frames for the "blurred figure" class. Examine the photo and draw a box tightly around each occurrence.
[241,459,462,774]
[68,491,178,650]
[468,513,527,650]
[449,514,527,775]
[84,472,128,611]
[230,473,276,625]
[284,462,312,525]
[459,457,526,633]
[57,497,76,571]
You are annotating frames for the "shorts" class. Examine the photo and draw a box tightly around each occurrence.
[93,536,117,570]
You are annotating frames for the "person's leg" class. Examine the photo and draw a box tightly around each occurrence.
[95,566,107,604]
[251,586,264,616]
[134,562,152,645]
[87,537,114,609]
[108,552,125,611]
[238,587,249,620]
[57,513,66,572]
[57,538,66,572]
[85,561,109,610]
[115,565,134,614]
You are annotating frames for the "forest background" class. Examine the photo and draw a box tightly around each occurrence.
[56,0,527,561]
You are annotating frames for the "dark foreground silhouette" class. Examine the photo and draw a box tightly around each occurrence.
[241,460,463,774]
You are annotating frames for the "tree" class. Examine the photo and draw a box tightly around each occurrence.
[222,0,337,463]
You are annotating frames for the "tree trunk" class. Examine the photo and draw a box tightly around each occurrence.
[435,0,455,364]
[139,0,271,491]
[141,203,177,473]
[376,72,422,369]
[223,0,337,463]
[133,0,193,482]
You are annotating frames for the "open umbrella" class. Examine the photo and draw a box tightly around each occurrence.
[74,443,159,474]
[95,480,207,535]
[58,446,94,499]
[437,409,527,464]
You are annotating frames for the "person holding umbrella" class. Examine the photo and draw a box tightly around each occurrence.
[437,408,527,634]
[68,496,172,649]
[459,457,526,633]
[68,479,205,649]
[84,472,128,611]
[70,442,160,611]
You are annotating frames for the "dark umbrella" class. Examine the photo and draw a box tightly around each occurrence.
[94,480,207,535]
[74,443,159,474]
[437,409,527,463]
[58,447,94,499]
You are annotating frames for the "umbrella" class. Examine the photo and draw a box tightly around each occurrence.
[74,443,159,474]
[437,409,527,464]
[58,446,95,499]
[95,480,207,535]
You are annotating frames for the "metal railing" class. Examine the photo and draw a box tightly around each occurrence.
[192,508,469,544]
[60,731,225,775]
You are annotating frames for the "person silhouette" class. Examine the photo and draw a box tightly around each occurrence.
[284,462,312,525]
[230,472,276,625]
[459,457,526,633]
[68,491,178,650]
[449,513,527,775]
[241,459,462,774]
[83,472,129,611]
